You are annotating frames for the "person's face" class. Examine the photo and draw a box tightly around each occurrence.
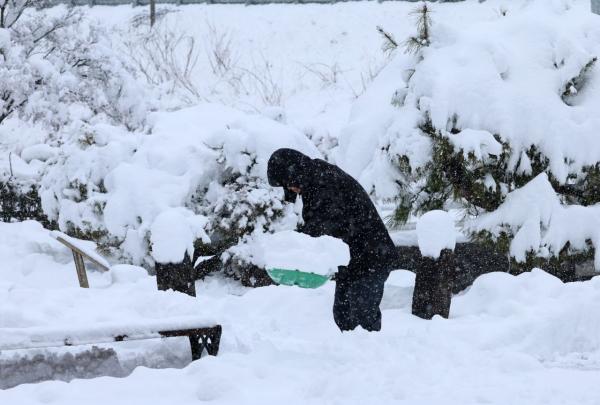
[287,186,301,194]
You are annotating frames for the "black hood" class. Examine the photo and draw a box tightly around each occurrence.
[267,148,315,202]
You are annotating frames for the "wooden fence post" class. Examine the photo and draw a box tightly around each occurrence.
[412,248,455,319]
[155,252,196,297]
[413,210,457,320]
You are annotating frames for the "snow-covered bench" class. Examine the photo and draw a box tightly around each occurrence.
[1,320,222,361]
[39,231,223,361]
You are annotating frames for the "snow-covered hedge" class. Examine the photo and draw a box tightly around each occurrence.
[335,1,600,272]
[40,103,317,269]
[0,3,151,230]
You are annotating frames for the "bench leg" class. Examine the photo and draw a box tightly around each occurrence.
[188,326,222,360]
[73,251,89,288]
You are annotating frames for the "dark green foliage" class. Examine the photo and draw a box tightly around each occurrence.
[190,150,289,286]
[391,116,510,227]
[63,222,121,257]
[0,182,56,229]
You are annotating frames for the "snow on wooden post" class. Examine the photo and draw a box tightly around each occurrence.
[412,210,456,319]
[593,0,600,15]
[151,210,207,297]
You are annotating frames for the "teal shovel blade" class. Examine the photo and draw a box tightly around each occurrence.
[267,268,330,289]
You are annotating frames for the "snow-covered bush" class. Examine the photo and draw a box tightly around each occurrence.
[335,1,600,274]
[0,3,151,229]
[0,4,148,130]
[36,104,316,279]
[214,179,298,285]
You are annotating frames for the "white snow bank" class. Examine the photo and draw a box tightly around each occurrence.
[2,222,600,402]
[452,269,600,363]
[109,264,148,284]
[3,265,600,403]
[0,221,93,289]
[228,230,350,276]
[417,210,456,259]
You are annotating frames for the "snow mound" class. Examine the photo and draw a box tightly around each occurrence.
[2,217,600,401]
[110,264,148,285]
[0,221,90,289]
[416,210,456,259]
[229,230,350,276]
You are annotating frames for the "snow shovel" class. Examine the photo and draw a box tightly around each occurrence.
[266,268,330,289]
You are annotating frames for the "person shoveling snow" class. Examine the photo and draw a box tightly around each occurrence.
[267,148,399,332]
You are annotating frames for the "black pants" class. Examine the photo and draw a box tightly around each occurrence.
[333,269,389,332]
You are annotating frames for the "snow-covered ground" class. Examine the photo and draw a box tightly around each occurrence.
[3,0,600,402]
[2,220,600,403]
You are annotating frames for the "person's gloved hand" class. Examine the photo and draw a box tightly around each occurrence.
[333,266,350,282]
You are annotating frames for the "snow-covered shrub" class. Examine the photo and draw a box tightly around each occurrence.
[35,104,316,280]
[0,5,148,130]
[335,2,600,275]
[195,127,305,284]
[0,3,151,232]
[212,177,298,285]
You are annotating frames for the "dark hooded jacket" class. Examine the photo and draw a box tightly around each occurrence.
[267,148,398,280]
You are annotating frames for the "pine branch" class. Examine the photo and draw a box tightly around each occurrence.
[376,25,398,54]
[404,2,433,55]
[562,57,597,106]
